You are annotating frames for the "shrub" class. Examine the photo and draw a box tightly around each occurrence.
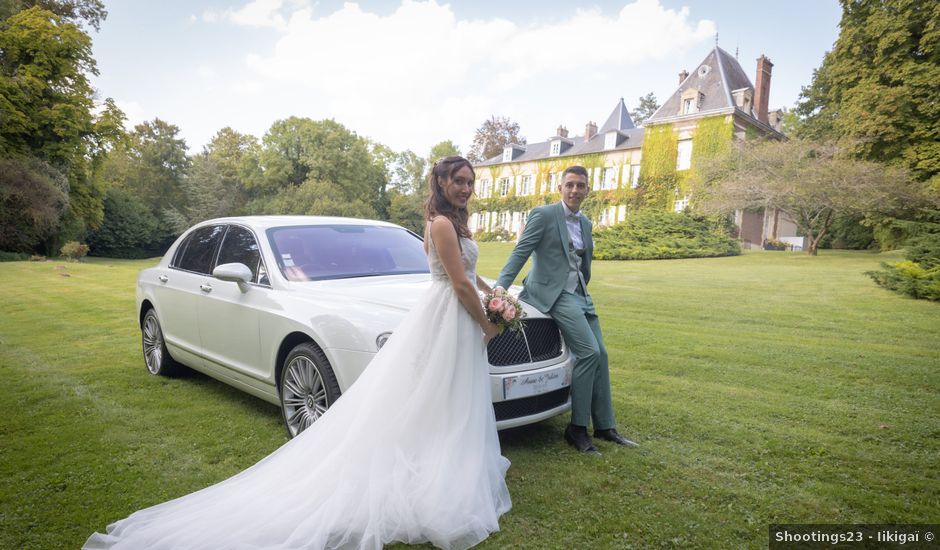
[60,241,89,261]
[0,251,31,262]
[476,228,514,242]
[593,210,741,260]
[867,261,940,301]
[867,227,940,301]
[763,238,788,251]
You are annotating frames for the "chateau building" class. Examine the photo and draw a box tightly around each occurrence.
[471,46,803,250]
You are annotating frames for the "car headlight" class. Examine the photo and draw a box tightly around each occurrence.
[376,332,392,350]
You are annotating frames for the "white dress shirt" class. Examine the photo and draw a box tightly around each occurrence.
[563,202,584,251]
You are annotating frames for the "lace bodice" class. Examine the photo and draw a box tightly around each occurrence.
[427,234,478,282]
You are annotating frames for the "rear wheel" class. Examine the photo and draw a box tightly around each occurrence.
[141,309,183,376]
[279,342,342,438]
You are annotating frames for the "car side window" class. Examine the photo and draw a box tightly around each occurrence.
[175,225,225,274]
[216,225,265,284]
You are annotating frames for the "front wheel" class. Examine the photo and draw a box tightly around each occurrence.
[141,309,183,376]
[279,343,342,438]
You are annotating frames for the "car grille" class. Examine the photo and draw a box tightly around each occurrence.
[487,318,563,367]
[493,387,570,421]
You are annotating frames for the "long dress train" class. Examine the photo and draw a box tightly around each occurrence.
[84,236,511,550]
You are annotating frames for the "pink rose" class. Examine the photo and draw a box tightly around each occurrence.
[488,298,504,312]
[502,305,516,321]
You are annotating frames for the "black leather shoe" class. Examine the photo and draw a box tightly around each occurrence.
[564,424,601,455]
[594,428,639,447]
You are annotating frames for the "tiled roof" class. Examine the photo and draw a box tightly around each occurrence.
[599,97,636,133]
[476,99,644,167]
[647,46,754,123]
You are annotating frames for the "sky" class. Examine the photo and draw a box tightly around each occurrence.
[89,0,843,156]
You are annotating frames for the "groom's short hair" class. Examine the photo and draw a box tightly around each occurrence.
[563,165,588,178]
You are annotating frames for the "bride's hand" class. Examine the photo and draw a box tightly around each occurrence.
[483,322,499,344]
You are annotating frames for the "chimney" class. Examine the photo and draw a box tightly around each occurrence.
[584,121,597,140]
[754,55,773,123]
[678,69,689,85]
[557,125,568,138]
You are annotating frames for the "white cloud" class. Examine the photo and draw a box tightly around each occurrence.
[203,0,312,31]
[204,0,715,151]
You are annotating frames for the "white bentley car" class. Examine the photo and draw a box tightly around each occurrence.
[137,216,573,437]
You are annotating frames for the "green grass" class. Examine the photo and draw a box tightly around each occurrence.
[1,249,937,549]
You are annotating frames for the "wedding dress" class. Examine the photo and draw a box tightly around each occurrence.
[84,235,511,550]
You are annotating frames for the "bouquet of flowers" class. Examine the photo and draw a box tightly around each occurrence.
[482,287,526,335]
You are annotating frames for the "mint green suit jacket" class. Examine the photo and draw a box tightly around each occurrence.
[496,202,593,313]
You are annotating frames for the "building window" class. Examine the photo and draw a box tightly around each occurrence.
[498,211,509,229]
[601,167,617,190]
[604,132,617,150]
[676,139,693,171]
[520,175,533,195]
[498,177,511,197]
[630,164,640,188]
[682,98,694,114]
[479,179,490,198]
[502,147,513,162]
[550,141,561,156]
[674,196,689,212]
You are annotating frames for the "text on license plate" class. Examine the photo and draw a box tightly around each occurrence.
[502,366,570,401]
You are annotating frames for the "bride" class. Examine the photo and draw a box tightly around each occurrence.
[84,156,511,550]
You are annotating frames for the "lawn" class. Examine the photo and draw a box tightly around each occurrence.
[1,247,937,549]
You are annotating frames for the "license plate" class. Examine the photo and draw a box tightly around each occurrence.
[503,366,570,400]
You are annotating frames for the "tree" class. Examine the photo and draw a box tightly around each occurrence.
[0,6,121,249]
[429,140,461,163]
[86,186,162,258]
[0,157,69,252]
[630,92,660,126]
[795,0,940,186]
[467,116,525,163]
[251,118,388,219]
[126,119,191,214]
[0,7,96,165]
[0,0,107,31]
[391,150,427,195]
[693,139,929,255]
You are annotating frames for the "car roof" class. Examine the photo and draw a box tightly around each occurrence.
[197,215,406,231]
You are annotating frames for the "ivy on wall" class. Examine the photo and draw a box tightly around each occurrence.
[637,124,678,210]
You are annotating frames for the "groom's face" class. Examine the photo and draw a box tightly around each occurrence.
[558,173,589,213]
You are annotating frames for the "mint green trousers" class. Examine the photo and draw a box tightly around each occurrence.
[549,290,615,430]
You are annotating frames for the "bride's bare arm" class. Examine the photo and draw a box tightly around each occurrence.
[429,218,499,341]
[476,276,492,294]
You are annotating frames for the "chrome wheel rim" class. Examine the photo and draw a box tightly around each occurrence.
[142,314,163,374]
[282,355,329,437]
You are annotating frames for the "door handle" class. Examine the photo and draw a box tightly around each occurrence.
[158,275,168,283]
[200,284,213,293]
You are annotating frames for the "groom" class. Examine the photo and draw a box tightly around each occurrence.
[496,166,637,455]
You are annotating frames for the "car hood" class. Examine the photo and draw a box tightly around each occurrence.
[288,274,546,318]
[291,274,429,312]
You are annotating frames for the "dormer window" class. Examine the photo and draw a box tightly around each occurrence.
[732,88,754,113]
[604,132,618,150]
[679,89,705,115]
[550,141,561,156]
[502,147,513,162]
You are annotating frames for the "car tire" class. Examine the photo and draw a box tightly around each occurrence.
[141,308,184,376]
[279,342,342,438]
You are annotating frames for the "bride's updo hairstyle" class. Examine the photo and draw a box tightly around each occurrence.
[425,155,474,239]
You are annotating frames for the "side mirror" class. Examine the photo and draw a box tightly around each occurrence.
[213,263,253,289]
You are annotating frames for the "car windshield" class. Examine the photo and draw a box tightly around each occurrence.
[267,225,430,281]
